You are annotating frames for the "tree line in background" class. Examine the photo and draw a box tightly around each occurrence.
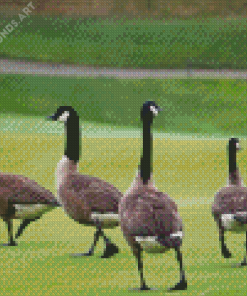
[0,0,247,19]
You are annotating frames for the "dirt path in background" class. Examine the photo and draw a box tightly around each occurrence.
[1,59,247,78]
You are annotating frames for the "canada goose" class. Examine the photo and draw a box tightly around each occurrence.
[0,172,60,246]
[47,106,122,258]
[119,101,187,290]
[212,138,247,266]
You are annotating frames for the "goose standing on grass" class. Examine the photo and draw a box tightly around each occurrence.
[119,101,187,290]
[0,171,60,246]
[47,106,122,258]
[212,138,247,266]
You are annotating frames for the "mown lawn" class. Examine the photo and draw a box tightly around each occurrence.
[2,204,247,296]
[0,16,247,69]
[0,123,247,295]
[0,75,247,137]
[0,73,247,295]
[3,125,247,201]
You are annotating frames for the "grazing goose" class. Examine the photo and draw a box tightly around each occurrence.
[47,106,122,258]
[0,172,60,246]
[119,101,187,290]
[212,138,247,266]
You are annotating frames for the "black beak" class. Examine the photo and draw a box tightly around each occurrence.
[47,115,56,121]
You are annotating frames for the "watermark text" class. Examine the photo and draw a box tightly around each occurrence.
[0,2,35,43]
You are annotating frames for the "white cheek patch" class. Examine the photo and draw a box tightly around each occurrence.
[150,105,158,116]
[58,111,70,122]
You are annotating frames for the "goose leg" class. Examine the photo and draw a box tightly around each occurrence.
[2,220,17,246]
[15,218,37,240]
[168,246,187,291]
[133,242,150,290]
[71,219,119,258]
[101,231,119,258]
[70,227,102,257]
[219,220,231,258]
[84,227,102,256]
[239,231,247,266]
[93,219,118,258]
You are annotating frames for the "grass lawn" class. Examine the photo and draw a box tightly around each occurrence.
[0,121,247,295]
[0,74,247,295]
[2,205,247,296]
[3,122,247,201]
[0,75,247,137]
[0,16,247,69]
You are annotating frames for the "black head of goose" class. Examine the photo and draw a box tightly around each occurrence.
[48,106,123,258]
[119,101,187,291]
[212,138,247,266]
[0,168,60,246]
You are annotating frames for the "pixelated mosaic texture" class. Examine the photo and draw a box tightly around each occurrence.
[0,1,247,69]
[0,74,247,294]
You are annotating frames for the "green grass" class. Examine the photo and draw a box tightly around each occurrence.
[1,127,240,201]
[0,16,247,69]
[3,205,247,296]
[0,75,247,137]
[1,120,247,295]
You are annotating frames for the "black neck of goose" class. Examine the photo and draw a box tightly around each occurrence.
[65,116,81,164]
[140,119,152,185]
[229,145,237,184]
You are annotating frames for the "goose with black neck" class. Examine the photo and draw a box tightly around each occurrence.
[119,101,187,290]
[212,138,247,266]
[47,106,122,258]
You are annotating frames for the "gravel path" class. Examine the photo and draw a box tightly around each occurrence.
[1,59,247,78]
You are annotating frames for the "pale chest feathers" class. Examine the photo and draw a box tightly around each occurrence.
[56,156,78,192]
[124,171,156,196]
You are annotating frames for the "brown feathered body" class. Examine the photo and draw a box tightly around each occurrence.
[212,188,247,216]
[120,172,183,249]
[56,156,122,225]
[0,172,59,220]
[212,168,247,230]
[212,169,247,215]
